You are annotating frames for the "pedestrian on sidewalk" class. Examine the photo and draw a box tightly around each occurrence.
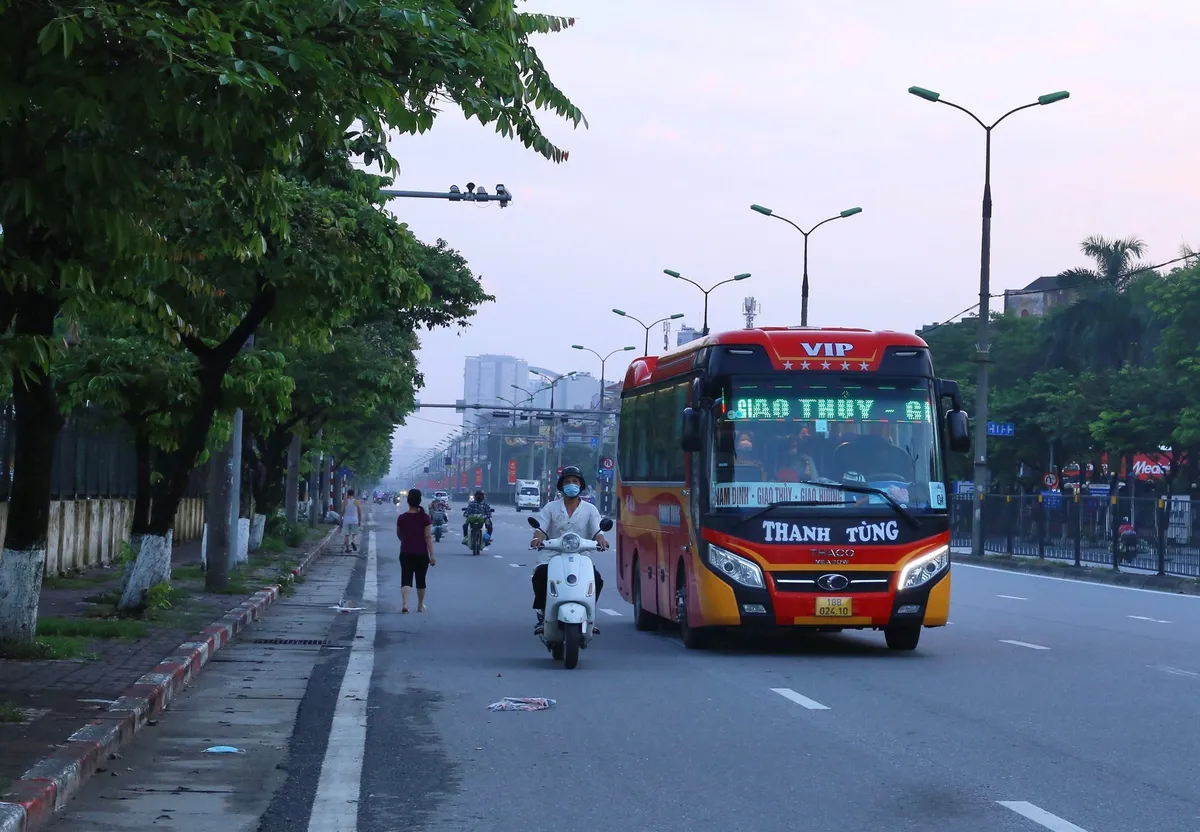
[342,489,363,552]
[396,489,436,613]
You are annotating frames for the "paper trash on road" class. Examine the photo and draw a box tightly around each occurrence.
[332,598,365,612]
[202,746,246,754]
[487,697,556,712]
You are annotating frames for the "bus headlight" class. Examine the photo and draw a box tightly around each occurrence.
[707,545,765,589]
[897,545,950,590]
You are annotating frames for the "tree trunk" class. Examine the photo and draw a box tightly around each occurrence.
[285,433,302,523]
[203,434,235,591]
[127,424,153,563]
[0,289,63,642]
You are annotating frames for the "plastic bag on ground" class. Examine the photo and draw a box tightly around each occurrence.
[487,697,556,712]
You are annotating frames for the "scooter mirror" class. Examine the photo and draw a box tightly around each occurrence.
[527,517,541,529]
[599,518,614,532]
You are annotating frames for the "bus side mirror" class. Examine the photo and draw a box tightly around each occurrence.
[946,410,970,453]
[681,408,703,453]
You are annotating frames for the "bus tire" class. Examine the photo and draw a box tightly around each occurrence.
[676,567,710,650]
[632,563,657,632]
[884,624,921,651]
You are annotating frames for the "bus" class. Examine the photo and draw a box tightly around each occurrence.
[614,327,970,651]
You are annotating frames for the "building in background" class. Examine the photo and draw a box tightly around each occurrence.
[676,324,702,346]
[558,372,601,411]
[463,354,529,427]
[1003,275,1079,318]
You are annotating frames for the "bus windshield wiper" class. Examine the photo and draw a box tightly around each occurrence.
[791,480,920,529]
[736,499,848,529]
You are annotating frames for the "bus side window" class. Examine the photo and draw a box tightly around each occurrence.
[666,383,687,482]
[618,395,638,480]
[633,395,651,481]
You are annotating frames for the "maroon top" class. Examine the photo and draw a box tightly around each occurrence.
[396,510,432,555]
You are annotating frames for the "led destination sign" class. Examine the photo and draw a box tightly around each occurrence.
[730,398,932,422]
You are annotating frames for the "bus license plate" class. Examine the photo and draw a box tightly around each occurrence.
[815,597,852,617]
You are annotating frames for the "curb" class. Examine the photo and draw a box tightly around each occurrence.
[0,527,338,832]
[953,550,1200,595]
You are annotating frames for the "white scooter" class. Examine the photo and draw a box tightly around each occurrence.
[528,516,613,670]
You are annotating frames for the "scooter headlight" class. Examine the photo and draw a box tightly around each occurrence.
[560,533,581,553]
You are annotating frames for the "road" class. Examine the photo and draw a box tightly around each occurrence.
[47,504,1200,831]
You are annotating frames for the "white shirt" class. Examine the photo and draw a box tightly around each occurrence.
[342,499,361,525]
[532,499,603,566]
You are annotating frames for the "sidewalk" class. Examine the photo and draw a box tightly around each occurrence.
[0,523,339,832]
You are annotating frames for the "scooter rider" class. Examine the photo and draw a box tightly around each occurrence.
[530,466,608,635]
[462,489,494,546]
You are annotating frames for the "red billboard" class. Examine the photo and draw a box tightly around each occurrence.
[475,468,483,487]
[507,459,518,485]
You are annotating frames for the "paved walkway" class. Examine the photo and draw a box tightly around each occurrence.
[0,529,335,792]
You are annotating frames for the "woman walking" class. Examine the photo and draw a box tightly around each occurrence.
[396,489,436,614]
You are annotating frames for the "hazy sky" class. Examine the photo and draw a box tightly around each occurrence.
[387,0,1200,466]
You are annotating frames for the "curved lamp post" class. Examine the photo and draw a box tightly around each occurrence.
[663,270,751,335]
[907,84,1069,559]
[611,309,685,356]
[749,204,861,327]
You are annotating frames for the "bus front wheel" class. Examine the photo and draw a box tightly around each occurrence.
[884,624,921,651]
[676,568,710,650]
[631,562,657,632]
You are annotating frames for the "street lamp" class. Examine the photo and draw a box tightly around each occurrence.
[572,345,637,410]
[749,204,861,327]
[907,84,1069,560]
[663,270,751,336]
[612,309,686,356]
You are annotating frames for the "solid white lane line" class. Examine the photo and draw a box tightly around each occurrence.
[307,530,377,832]
[600,608,622,616]
[997,594,1028,600]
[770,687,830,710]
[997,801,1090,831]
[1150,664,1200,680]
[1128,615,1171,623]
[999,639,1050,651]
[956,561,1200,598]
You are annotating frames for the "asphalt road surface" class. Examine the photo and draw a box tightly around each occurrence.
[47,504,1200,831]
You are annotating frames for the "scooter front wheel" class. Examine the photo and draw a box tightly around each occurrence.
[563,623,581,669]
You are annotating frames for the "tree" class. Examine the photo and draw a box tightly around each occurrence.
[2,0,587,639]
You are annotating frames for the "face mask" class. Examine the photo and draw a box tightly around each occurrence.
[562,484,581,498]
[738,441,752,451]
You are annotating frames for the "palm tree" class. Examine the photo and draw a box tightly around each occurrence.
[1043,235,1158,374]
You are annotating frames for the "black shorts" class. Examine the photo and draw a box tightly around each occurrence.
[399,553,431,589]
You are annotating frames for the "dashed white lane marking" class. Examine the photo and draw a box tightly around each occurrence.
[1128,615,1171,623]
[997,801,1090,831]
[1150,664,1200,680]
[308,530,377,832]
[493,554,503,559]
[997,594,1027,600]
[600,608,622,616]
[770,687,830,710]
[999,639,1050,651]
[509,563,522,568]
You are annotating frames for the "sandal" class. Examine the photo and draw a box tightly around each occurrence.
[402,607,410,614]
[417,605,427,613]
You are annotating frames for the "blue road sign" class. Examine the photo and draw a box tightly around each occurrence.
[987,421,1015,437]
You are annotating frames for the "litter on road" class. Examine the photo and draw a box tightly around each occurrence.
[202,746,246,754]
[487,697,556,712]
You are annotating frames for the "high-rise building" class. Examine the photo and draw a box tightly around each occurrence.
[558,372,601,411]
[463,354,530,427]
[676,324,702,346]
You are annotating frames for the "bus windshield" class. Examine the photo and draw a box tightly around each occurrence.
[708,376,947,513]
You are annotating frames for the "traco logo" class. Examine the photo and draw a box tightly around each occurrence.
[800,342,854,357]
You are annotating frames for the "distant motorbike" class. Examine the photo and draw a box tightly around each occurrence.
[465,513,488,556]
[528,515,614,670]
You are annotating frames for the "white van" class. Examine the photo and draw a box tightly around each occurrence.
[515,479,541,511]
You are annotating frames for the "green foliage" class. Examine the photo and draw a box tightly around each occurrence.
[925,236,1200,490]
[0,636,95,661]
[260,536,288,554]
[36,617,149,639]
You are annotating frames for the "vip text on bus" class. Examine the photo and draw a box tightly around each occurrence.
[614,327,970,651]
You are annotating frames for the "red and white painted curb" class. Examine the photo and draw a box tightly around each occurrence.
[0,529,336,832]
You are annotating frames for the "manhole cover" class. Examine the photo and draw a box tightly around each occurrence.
[245,638,328,646]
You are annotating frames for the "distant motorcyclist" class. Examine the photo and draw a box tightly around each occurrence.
[529,466,608,636]
[462,490,494,546]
